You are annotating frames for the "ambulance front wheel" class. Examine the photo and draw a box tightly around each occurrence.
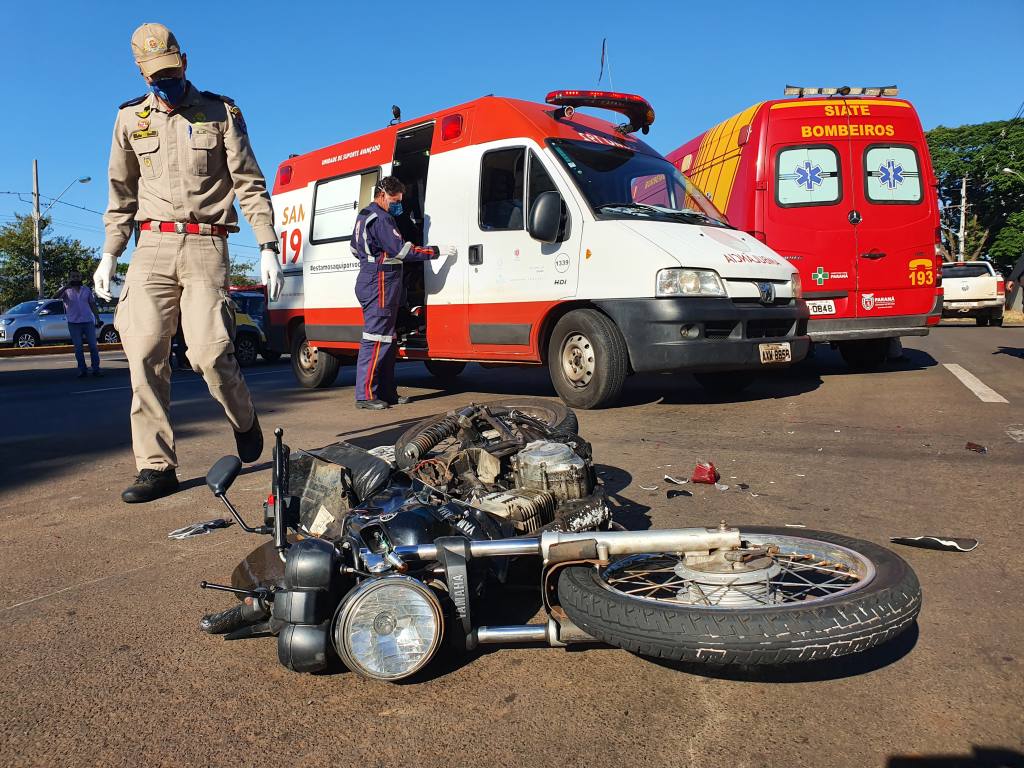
[290,324,340,389]
[548,309,628,410]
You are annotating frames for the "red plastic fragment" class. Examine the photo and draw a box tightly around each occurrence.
[691,461,719,484]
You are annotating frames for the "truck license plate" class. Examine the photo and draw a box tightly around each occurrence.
[807,299,835,315]
[759,342,792,365]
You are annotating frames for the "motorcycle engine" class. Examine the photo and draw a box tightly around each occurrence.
[511,440,591,502]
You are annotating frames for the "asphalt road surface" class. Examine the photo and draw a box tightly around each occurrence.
[2,324,1022,768]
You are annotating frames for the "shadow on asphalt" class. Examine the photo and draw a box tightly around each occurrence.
[796,343,939,377]
[993,346,1024,360]
[635,622,919,682]
[887,746,1024,767]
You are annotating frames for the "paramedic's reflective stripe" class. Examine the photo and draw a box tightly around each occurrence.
[381,242,414,265]
[362,332,393,343]
[363,213,377,259]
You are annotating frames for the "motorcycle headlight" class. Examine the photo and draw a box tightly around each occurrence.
[790,272,803,300]
[333,576,443,681]
[656,268,726,297]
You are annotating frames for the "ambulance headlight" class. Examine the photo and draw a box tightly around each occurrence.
[333,576,443,681]
[656,268,726,297]
[790,272,803,300]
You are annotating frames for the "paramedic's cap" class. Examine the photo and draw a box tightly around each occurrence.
[131,23,183,77]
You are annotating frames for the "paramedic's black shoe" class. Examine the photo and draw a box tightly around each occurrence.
[385,393,411,405]
[234,414,264,463]
[355,399,389,410]
[121,468,180,504]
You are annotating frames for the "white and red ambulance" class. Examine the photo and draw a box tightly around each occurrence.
[268,90,810,408]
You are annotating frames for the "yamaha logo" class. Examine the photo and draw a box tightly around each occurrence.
[756,281,775,305]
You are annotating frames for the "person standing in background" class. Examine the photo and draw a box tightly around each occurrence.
[56,270,103,378]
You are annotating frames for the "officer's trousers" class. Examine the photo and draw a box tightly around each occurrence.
[354,270,402,402]
[115,231,256,470]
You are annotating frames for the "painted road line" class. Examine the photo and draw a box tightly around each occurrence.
[943,364,1009,403]
[1007,425,1024,443]
[72,368,293,395]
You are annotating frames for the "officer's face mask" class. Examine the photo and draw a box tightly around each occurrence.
[150,76,187,107]
[387,199,404,217]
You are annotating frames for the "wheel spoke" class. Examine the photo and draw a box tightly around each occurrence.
[600,538,870,608]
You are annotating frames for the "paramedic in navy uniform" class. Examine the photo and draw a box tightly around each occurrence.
[351,177,456,409]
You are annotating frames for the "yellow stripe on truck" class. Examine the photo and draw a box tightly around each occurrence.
[687,102,763,212]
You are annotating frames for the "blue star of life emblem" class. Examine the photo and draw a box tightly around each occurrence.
[794,161,823,191]
[878,159,905,189]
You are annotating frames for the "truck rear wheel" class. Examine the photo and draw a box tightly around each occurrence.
[838,339,888,369]
[976,316,990,327]
[290,324,340,389]
[424,359,466,383]
[547,309,627,410]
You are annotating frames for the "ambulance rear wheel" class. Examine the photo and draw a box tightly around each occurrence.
[424,360,466,383]
[291,325,340,389]
[548,309,628,410]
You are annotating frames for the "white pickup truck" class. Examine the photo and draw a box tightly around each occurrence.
[941,261,1005,326]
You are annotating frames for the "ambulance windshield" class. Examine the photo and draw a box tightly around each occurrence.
[549,139,729,226]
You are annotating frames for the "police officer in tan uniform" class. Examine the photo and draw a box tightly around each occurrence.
[96,23,284,503]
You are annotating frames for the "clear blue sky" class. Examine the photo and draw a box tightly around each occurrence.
[1,0,1021,270]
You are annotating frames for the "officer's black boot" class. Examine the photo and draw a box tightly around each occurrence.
[355,399,389,410]
[121,468,180,504]
[234,413,264,463]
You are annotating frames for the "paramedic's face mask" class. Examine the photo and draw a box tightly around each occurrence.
[380,192,404,217]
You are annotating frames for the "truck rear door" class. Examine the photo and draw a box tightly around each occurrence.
[765,131,856,319]
[848,104,937,319]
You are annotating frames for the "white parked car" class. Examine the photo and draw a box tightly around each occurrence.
[0,299,119,348]
[941,261,1005,326]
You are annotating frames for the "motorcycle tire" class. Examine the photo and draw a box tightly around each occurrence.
[556,526,920,665]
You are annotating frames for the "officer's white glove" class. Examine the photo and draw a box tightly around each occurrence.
[260,249,285,302]
[93,253,116,301]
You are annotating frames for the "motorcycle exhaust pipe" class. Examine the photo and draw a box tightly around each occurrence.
[470,618,595,648]
[393,527,741,563]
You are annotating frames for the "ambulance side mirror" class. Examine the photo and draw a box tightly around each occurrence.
[528,191,563,243]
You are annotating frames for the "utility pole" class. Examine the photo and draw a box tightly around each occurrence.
[32,159,43,298]
[957,175,968,261]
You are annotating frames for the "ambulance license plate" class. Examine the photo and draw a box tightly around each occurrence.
[759,342,792,365]
[807,299,835,315]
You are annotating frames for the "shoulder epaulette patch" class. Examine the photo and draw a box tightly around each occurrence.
[201,90,235,105]
[119,95,147,109]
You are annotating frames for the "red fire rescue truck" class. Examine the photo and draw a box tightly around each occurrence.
[668,86,942,368]
[268,90,809,408]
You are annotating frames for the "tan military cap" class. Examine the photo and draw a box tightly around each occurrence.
[131,23,183,77]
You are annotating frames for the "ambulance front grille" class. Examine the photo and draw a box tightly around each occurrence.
[746,320,796,339]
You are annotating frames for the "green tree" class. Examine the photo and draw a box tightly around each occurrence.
[927,119,1024,268]
[0,213,98,311]
[229,253,259,287]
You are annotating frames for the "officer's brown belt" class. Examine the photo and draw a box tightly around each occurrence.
[140,221,229,237]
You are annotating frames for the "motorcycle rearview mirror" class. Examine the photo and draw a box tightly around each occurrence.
[206,455,270,535]
[206,455,242,497]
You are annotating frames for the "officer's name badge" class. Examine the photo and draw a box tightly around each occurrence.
[131,129,159,140]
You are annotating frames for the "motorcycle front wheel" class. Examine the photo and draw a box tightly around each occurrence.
[556,526,920,665]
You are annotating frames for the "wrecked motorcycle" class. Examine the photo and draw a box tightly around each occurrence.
[198,398,921,681]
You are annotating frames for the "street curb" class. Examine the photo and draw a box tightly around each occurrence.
[0,343,123,358]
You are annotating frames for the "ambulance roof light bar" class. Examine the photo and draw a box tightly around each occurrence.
[545,90,656,135]
[784,85,899,98]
